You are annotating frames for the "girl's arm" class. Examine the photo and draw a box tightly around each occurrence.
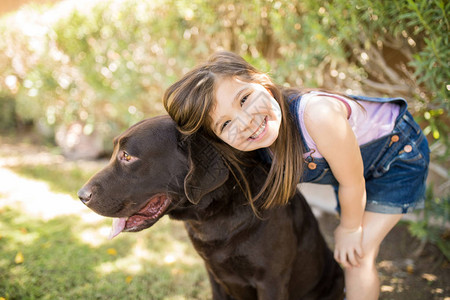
[304,95,366,268]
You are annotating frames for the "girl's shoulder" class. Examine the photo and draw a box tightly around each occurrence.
[302,93,350,125]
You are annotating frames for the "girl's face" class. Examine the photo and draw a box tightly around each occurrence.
[210,77,282,151]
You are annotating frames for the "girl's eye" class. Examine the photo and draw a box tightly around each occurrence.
[240,94,250,106]
[221,120,231,132]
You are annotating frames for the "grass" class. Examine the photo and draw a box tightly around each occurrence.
[0,163,211,300]
[8,163,96,197]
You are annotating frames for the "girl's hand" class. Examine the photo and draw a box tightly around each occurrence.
[333,224,364,268]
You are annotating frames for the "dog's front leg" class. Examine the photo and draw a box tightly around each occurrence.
[207,271,236,300]
[255,277,290,300]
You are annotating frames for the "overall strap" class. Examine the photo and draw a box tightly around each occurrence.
[348,95,409,122]
[257,93,312,164]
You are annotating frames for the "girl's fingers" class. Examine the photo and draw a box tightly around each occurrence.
[347,249,360,267]
[335,248,362,268]
[334,249,340,263]
[356,245,364,259]
[339,251,351,269]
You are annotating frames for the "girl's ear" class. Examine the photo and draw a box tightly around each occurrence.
[184,134,229,204]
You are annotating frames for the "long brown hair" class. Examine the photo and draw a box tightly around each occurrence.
[163,51,304,209]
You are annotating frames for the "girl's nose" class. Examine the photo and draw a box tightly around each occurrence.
[235,112,254,132]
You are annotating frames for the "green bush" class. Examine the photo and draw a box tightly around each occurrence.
[0,3,447,164]
[0,96,16,131]
[0,0,447,148]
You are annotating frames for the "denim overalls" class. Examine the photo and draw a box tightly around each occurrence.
[262,94,430,214]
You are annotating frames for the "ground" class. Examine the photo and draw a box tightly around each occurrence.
[0,135,448,299]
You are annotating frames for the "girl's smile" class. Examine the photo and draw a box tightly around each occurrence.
[211,77,282,151]
[249,116,267,140]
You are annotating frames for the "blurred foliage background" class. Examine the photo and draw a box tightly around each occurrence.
[0,0,448,152]
[0,0,448,259]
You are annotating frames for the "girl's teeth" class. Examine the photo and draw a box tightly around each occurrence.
[250,118,266,139]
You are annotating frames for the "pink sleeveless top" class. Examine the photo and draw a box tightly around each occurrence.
[298,91,400,158]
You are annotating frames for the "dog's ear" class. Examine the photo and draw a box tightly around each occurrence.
[184,134,229,204]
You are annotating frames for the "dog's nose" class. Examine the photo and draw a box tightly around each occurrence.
[78,187,92,204]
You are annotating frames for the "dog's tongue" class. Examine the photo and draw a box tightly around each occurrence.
[109,217,127,239]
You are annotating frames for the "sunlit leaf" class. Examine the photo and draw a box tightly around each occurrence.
[125,275,133,284]
[381,285,394,292]
[432,129,440,139]
[15,251,24,264]
[106,248,117,256]
[422,273,437,282]
[406,264,414,274]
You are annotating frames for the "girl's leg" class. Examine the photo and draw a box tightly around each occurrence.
[344,211,402,300]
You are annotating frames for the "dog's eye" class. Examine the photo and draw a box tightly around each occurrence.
[121,151,133,162]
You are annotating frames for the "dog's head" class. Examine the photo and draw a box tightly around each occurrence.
[78,115,230,238]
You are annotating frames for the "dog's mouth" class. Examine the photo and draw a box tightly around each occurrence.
[109,194,170,239]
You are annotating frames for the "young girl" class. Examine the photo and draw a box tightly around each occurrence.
[163,51,430,300]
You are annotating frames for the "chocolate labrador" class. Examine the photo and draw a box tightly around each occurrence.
[78,115,344,300]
